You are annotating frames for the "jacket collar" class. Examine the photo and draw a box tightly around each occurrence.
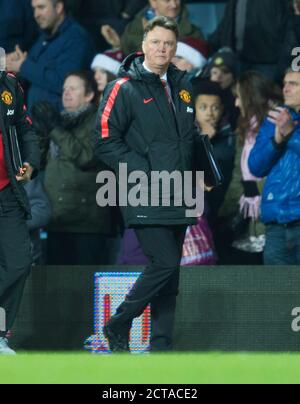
[119,53,186,86]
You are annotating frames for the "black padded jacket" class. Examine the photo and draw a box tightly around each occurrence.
[0,72,40,217]
[93,53,199,227]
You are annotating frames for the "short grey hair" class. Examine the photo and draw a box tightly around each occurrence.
[143,16,179,41]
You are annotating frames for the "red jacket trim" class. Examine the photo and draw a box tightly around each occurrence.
[101,78,130,139]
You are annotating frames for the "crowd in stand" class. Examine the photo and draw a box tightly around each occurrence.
[2,0,300,266]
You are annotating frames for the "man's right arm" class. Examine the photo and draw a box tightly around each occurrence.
[93,80,150,175]
[248,119,286,178]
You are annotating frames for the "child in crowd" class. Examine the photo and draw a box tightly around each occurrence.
[194,79,236,221]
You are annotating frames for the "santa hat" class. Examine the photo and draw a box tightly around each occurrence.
[176,37,209,70]
[91,50,124,76]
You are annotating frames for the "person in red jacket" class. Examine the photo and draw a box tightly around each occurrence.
[0,70,40,355]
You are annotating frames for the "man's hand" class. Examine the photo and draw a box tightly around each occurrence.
[16,162,34,183]
[6,45,27,73]
[268,107,296,144]
[277,109,296,136]
[101,25,121,49]
[294,0,300,15]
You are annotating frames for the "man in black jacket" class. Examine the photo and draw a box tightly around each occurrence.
[209,0,292,81]
[0,70,40,355]
[94,17,198,352]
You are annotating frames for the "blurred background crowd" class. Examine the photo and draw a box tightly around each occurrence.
[2,0,300,266]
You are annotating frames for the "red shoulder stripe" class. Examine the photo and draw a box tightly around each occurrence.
[101,78,130,139]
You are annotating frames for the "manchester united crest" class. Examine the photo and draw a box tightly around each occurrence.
[1,91,13,106]
[179,90,192,104]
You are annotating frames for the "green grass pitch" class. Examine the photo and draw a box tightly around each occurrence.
[1,353,300,384]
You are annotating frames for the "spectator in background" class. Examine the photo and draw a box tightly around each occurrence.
[172,37,208,79]
[199,48,240,131]
[101,0,204,56]
[33,71,116,265]
[193,79,235,221]
[217,71,282,265]
[6,0,95,110]
[249,69,300,265]
[0,0,38,53]
[208,0,292,81]
[91,50,123,101]
[208,49,237,91]
[72,0,148,52]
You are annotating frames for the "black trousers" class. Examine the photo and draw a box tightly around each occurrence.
[112,225,187,351]
[0,185,32,337]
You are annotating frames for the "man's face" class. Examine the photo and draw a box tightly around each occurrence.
[283,72,300,110]
[94,69,109,93]
[149,0,181,19]
[195,95,223,128]
[142,27,177,72]
[31,0,60,31]
[63,75,93,112]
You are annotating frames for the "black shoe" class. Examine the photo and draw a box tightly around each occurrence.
[103,321,130,353]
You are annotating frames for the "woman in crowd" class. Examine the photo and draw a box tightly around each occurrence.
[217,71,282,264]
[198,48,240,131]
[91,50,123,101]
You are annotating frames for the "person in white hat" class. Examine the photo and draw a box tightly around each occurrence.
[91,50,123,100]
[172,37,208,76]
